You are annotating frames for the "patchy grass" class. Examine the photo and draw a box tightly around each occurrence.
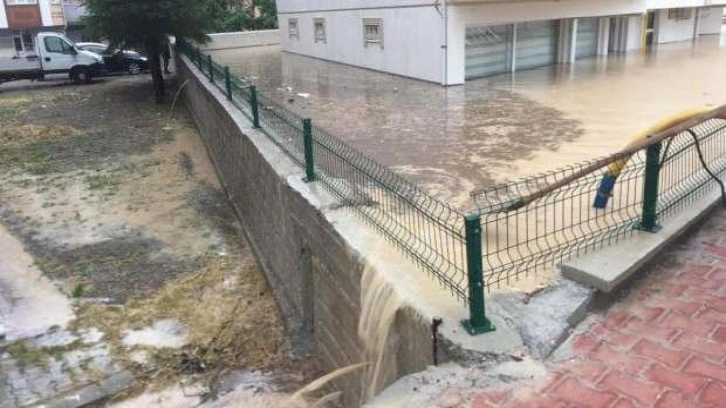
[5,339,85,372]
[0,143,54,174]
[6,341,48,370]
[85,174,120,193]
[0,124,78,147]
[0,78,309,402]
[30,237,191,303]
[0,96,31,122]
[72,284,86,298]
[69,254,286,391]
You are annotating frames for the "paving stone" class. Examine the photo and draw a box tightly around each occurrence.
[428,208,726,407]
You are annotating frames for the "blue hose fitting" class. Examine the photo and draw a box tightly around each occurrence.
[593,173,617,209]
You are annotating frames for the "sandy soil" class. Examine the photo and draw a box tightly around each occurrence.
[0,77,319,404]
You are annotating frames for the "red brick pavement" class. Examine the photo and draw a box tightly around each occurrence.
[455,209,726,407]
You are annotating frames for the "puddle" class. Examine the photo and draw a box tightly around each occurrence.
[122,318,188,349]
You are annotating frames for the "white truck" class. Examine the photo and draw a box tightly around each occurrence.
[0,32,104,87]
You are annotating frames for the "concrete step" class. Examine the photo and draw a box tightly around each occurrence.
[560,185,725,292]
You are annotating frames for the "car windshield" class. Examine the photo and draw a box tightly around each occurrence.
[59,35,78,51]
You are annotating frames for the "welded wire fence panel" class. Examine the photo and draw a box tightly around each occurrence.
[230,79,253,120]
[310,124,469,302]
[177,41,470,303]
[209,59,226,90]
[255,92,306,166]
[472,119,726,289]
[473,154,646,288]
[658,120,726,219]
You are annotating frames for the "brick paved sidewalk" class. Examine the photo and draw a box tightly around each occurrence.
[450,208,726,408]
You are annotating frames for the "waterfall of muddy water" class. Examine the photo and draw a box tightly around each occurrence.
[358,263,405,403]
[284,250,405,406]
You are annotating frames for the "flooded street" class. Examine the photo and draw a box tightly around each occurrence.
[214,29,726,209]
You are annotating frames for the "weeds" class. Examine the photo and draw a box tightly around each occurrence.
[72,284,86,298]
[85,174,120,193]
[0,144,53,174]
[6,341,47,370]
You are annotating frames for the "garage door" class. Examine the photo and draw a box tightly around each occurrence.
[465,25,512,79]
[515,20,557,71]
[576,18,599,60]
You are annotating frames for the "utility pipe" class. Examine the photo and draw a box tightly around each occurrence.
[592,106,713,208]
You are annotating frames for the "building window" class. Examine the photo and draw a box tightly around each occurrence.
[363,18,383,48]
[13,36,23,53]
[5,0,39,4]
[12,32,35,54]
[288,18,298,39]
[314,18,326,43]
[22,32,34,51]
[668,8,693,20]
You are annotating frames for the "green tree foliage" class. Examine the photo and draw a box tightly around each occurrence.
[211,0,278,32]
[82,0,278,103]
[82,0,216,103]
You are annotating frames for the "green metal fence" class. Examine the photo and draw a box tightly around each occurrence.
[177,39,726,336]
[176,39,495,334]
[471,114,726,289]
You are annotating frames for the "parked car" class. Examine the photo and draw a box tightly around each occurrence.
[76,42,149,75]
[1,32,104,86]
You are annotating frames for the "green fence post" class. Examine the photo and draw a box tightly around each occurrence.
[207,55,213,81]
[302,118,316,182]
[636,142,663,233]
[250,85,260,128]
[196,48,202,69]
[224,67,232,100]
[461,214,495,335]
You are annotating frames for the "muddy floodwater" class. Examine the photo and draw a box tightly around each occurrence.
[213,30,726,209]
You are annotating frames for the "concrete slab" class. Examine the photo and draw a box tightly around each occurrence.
[0,223,73,341]
[491,279,595,359]
[365,359,547,408]
[42,371,136,408]
[560,185,725,292]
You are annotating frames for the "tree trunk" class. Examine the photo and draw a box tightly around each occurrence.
[146,37,165,104]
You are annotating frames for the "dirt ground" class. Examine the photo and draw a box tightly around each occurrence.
[0,76,319,405]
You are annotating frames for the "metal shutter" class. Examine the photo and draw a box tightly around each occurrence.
[465,25,512,79]
[515,20,557,71]
[576,18,599,60]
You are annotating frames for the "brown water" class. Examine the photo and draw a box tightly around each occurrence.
[213,48,584,209]
[492,32,726,181]
[214,30,726,209]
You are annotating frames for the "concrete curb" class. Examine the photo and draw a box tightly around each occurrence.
[491,279,596,359]
[560,185,724,292]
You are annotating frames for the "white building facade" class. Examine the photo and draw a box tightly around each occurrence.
[277,0,726,85]
[1,0,66,57]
